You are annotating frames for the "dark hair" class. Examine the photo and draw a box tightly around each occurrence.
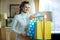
[19,1,30,14]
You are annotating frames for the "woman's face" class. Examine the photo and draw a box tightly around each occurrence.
[22,4,30,13]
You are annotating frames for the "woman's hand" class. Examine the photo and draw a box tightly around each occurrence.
[18,34,27,38]
[18,34,30,40]
[30,16,35,20]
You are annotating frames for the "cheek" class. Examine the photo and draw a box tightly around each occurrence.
[24,8,28,12]
[25,8,29,11]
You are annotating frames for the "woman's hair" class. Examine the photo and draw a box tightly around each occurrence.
[19,1,30,14]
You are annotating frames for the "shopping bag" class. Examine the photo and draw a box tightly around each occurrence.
[45,21,51,40]
[35,20,51,40]
[35,20,43,40]
[26,20,36,37]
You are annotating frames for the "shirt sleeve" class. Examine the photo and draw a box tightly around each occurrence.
[11,15,22,34]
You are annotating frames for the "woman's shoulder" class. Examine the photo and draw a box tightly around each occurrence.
[14,14,19,18]
[14,14,21,17]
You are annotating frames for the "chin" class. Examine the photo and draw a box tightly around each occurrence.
[25,11,29,13]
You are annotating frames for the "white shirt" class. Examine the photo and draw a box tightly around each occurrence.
[11,12,31,40]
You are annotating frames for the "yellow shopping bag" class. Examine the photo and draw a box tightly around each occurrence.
[35,20,51,40]
[45,21,51,39]
[35,20,43,40]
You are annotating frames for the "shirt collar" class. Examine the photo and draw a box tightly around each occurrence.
[21,12,29,15]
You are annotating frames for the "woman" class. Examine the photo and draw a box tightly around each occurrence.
[11,1,32,40]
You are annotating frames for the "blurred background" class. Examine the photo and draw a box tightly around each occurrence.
[0,0,60,40]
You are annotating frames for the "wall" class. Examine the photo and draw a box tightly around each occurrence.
[0,0,1,13]
[1,0,23,17]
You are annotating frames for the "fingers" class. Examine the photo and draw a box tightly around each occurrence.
[30,16,35,20]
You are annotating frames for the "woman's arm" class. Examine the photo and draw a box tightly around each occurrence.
[11,15,22,34]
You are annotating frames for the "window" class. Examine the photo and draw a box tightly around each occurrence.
[39,0,60,33]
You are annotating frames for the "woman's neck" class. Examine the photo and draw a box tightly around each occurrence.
[21,12,29,14]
